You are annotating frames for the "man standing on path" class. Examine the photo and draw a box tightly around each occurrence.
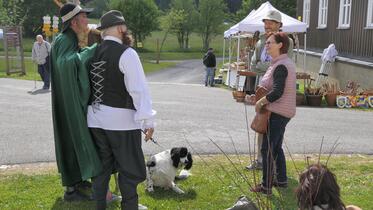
[32,35,51,90]
[203,48,216,87]
[246,10,294,170]
[88,10,155,210]
[50,3,102,201]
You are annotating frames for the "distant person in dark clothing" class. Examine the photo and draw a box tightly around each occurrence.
[203,48,216,87]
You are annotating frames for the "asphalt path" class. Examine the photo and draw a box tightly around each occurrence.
[1,60,373,165]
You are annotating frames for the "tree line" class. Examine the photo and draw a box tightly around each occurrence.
[0,0,295,51]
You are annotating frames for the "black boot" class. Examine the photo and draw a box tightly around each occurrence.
[64,189,92,202]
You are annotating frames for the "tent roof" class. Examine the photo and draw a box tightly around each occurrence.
[224,1,307,37]
[224,10,255,38]
[238,1,307,33]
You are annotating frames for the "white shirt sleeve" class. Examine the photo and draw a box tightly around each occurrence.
[119,48,156,129]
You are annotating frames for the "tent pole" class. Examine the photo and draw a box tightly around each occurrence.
[222,38,226,64]
[236,35,240,90]
[303,33,307,72]
[227,37,232,86]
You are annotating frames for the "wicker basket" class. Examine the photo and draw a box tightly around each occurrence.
[233,90,245,99]
[233,91,246,102]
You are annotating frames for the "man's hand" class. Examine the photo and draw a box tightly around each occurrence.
[245,94,256,105]
[144,128,154,142]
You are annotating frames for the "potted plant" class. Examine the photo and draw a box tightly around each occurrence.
[296,91,305,106]
[323,82,340,107]
[305,87,323,107]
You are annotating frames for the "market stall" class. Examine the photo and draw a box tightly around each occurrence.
[222,1,307,93]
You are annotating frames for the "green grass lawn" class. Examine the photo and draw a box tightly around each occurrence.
[0,58,176,81]
[1,155,372,209]
[1,26,230,60]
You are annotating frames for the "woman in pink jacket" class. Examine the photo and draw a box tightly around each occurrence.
[250,32,296,195]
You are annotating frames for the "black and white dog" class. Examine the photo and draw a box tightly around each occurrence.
[146,147,193,194]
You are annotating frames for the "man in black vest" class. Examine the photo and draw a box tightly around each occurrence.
[88,10,155,210]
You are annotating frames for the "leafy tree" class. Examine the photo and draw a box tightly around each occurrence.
[0,0,26,26]
[170,0,197,49]
[270,0,297,17]
[154,0,171,11]
[160,9,187,50]
[0,0,7,25]
[195,0,227,50]
[22,0,59,37]
[110,0,160,48]
[225,0,242,13]
[83,0,109,18]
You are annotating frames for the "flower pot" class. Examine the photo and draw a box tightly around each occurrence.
[306,95,323,107]
[325,93,338,107]
[296,93,305,106]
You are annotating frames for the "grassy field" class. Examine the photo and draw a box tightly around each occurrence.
[0,155,372,209]
[0,26,230,60]
[0,57,176,80]
[0,27,228,78]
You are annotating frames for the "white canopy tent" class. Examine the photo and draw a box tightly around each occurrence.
[224,10,256,38]
[238,2,307,33]
[222,1,308,88]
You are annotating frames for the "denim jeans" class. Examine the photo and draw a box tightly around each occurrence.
[205,67,215,86]
[38,63,50,89]
[261,112,290,188]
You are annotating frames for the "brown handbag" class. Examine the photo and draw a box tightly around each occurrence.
[250,86,271,134]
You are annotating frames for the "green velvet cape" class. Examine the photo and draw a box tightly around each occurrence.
[50,29,102,187]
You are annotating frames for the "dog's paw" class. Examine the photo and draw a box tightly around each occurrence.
[175,188,185,194]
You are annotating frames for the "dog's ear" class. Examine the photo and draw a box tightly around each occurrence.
[184,152,193,170]
[180,147,188,157]
[171,148,180,168]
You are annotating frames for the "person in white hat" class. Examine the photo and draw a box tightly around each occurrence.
[246,10,294,171]
[50,2,101,202]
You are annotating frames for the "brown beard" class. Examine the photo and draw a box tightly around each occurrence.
[122,32,134,47]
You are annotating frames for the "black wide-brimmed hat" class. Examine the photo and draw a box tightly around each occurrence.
[97,10,126,30]
[60,3,93,32]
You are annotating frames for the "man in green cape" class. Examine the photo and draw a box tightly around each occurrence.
[50,2,102,201]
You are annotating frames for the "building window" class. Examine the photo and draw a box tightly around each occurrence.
[303,0,311,27]
[338,0,352,28]
[367,0,373,28]
[318,0,328,28]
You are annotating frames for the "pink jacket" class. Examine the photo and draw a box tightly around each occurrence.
[260,54,296,118]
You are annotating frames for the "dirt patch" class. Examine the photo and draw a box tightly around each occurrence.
[0,162,57,176]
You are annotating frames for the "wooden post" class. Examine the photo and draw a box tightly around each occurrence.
[19,26,26,75]
[4,27,10,75]
[156,38,160,64]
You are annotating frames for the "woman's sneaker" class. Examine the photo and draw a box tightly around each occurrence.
[245,160,263,170]
[250,184,272,196]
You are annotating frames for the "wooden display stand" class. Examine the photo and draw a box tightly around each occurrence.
[296,72,311,91]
